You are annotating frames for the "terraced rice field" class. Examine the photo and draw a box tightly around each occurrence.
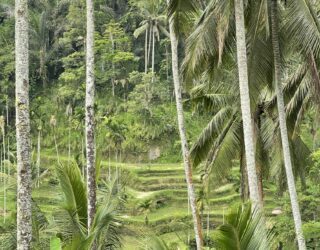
[0,156,280,249]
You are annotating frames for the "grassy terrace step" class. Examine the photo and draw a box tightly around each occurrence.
[134,169,185,177]
[127,188,189,200]
[122,209,224,226]
[136,177,201,186]
[212,183,236,195]
[174,193,240,205]
[133,182,203,192]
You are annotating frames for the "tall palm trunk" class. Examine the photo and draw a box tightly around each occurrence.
[36,127,41,188]
[86,0,96,231]
[151,27,155,82]
[148,25,152,67]
[145,29,148,73]
[234,0,261,207]
[110,32,115,96]
[167,2,203,248]
[2,122,6,223]
[270,1,306,249]
[15,0,32,248]
[68,119,71,167]
[6,103,10,180]
[40,48,47,88]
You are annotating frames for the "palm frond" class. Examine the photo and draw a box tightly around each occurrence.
[190,107,234,167]
[56,162,87,235]
[285,0,320,57]
[213,203,273,250]
[167,0,200,37]
[203,115,241,184]
[133,23,149,38]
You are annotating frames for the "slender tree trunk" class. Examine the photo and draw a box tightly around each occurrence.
[86,0,96,231]
[234,0,260,207]
[67,113,72,167]
[2,128,6,223]
[240,149,249,201]
[108,147,111,182]
[165,44,169,82]
[206,208,209,237]
[81,137,85,179]
[6,101,10,183]
[148,25,152,67]
[270,1,306,249]
[53,127,60,164]
[145,29,148,73]
[40,48,47,88]
[167,4,204,248]
[0,147,2,183]
[110,32,115,96]
[36,128,41,188]
[6,99,9,127]
[7,135,10,180]
[15,0,32,248]
[253,109,264,203]
[152,28,155,83]
[5,101,9,184]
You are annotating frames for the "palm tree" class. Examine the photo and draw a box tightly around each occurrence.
[132,0,169,78]
[0,116,6,222]
[30,10,50,88]
[85,0,96,231]
[233,0,260,207]
[56,162,122,249]
[213,203,273,249]
[15,0,32,248]
[270,0,306,248]
[168,0,261,207]
[167,1,204,248]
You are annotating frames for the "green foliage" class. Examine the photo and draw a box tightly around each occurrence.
[56,162,122,249]
[50,237,62,250]
[213,203,273,250]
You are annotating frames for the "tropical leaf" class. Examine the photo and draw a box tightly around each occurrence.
[133,22,149,38]
[285,0,320,58]
[56,162,87,236]
[50,237,61,250]
[167,0,200,37]
[213,203,273,250]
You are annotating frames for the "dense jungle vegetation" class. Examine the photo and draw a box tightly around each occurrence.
[1,0,320,249]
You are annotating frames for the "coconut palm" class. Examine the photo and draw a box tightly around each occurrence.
[233,0,261,207]
[168,0,261,207]
[189,69,311,201]
[85,0,96,231]
[55,162,122,249]
[15,0,32,248]
[30,10,50,88]
[169,1,318,247]
[166,2,204,248]
[267,0,314,247]
[132,0,169,77]
[213,203,274,249]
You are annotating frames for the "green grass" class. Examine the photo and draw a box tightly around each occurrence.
[0,155,286,249]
